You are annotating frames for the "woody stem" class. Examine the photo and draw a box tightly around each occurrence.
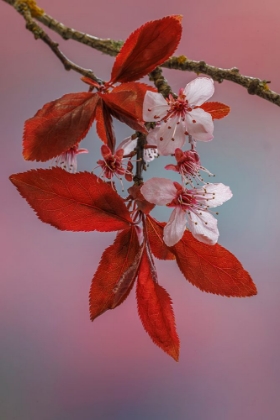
[133,133,146,185]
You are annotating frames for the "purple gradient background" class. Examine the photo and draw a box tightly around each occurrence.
[1,1,280,419]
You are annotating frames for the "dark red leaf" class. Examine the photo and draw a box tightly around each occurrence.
[137,248,180,361]
[9,168,132,232]
[105,83,157,121]
[146,215,175,260]
[171,230,257,297]
[95,100,116,151]
[112,242,144,309]
[23,93,99,161]
[101,83,151,133]
[80,76,101,89]
[110,16,182,83]
[199,102,230,119]
[127,184,155,215]
[89,227,140,320]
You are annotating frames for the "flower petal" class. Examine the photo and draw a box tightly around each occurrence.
[143,91,169,122]
[144,148,158,162]
[154,117,186,156]
[117,137,137,154]
[141,178,177,205]
[186,108,214,141]
[202,183,233,208]
[184,77,214,106]
[164,164,178,172]
[186,210,219,245]
[146,125,160,145]
[164,207,186,246]
[76,148,89,155]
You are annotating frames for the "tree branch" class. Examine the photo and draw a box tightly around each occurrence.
[4,0,102,84]
[2,0,280,106]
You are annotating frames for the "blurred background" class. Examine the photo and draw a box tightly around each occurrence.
[1,0,280,419]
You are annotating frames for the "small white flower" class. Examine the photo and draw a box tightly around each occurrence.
[143,77,215,155]
[53,145,88,173]
[141,178,232,246]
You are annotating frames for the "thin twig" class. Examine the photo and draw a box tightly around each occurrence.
[6,1,102,84]
[3,0,279,106]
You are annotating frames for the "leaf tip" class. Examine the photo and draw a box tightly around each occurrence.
[169,345,180,362]
[173,14,183,23]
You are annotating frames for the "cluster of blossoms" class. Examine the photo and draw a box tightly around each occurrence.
[10,15,257,361]
[51,77,232,247]
[107,77,230,247]
[139,76,232,246]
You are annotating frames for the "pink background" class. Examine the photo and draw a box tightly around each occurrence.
[1,0,280,419]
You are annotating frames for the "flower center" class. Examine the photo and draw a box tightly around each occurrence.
[168,97,189,118]
[168,185,197,209]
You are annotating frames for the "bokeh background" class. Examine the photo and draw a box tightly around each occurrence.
[1,0,280,419]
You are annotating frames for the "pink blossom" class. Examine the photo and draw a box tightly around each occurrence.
[141,178,232,246]
[117,137,137,155]
[165,148,213,185]
[143,77,215,155]
[96,144,133,183]
[53,145,88,173]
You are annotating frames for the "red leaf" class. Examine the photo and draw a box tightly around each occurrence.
[106,83,157,121]
[110,16,182,83]
[171,230,257,297]
[9,168,132,232]
[101,83,151,133]
[146,215,175,260]
[111,242,144,309]
[89,227,140,320]
[95,100,116,151]
[23,93,99,161]
[199,102,230,119]
[80,76,101,89]
[127,184,155,215]
[137,248,180,361]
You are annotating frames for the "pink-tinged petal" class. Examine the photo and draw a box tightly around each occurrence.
[76,148,89,155]
[186,210,219,245]
[155,117,186,156]
[186,108,214,141]
[146,125,160,145]
[174,148,184,161]
[117,137,137,154]
[164,207,186,246]
[141,178,177,205]
[202,183,233,208]
[143,91,169,122]
[164,164,178,172]
[183,77,214,106]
